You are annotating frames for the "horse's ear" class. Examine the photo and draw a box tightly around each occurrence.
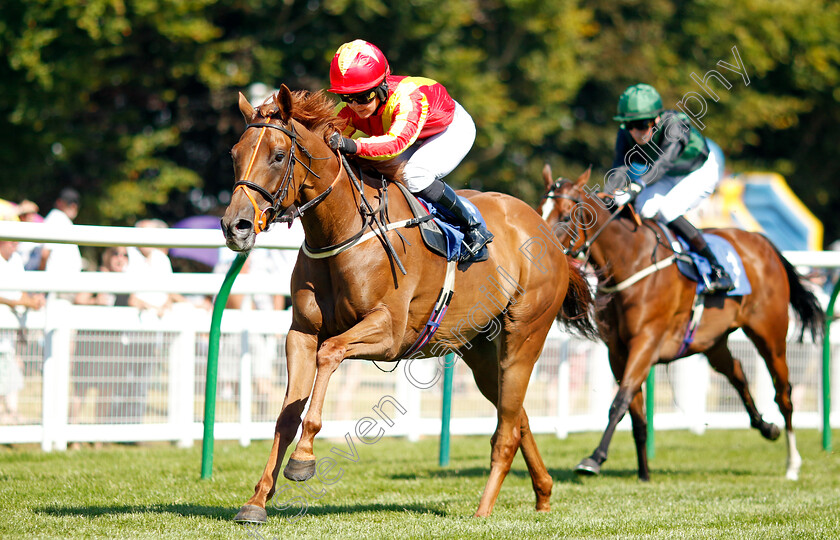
[238,92,256,122]
[275,84,294,122]
[576,166,592,187]
[542,163,554,190]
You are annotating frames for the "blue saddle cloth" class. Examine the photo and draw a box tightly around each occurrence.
[416,196,488,262]
[674,234,751,296]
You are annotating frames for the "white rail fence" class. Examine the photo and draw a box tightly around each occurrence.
[0,222,838,451]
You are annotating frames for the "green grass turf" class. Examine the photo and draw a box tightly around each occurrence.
[1,430,838,539]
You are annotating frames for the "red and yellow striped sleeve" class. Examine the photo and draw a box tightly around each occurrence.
[336,76,455,161]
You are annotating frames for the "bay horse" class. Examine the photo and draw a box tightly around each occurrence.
[538,165,824,482]
[220,85,597,521]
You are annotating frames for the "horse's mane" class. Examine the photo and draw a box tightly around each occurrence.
[255,90,347,136]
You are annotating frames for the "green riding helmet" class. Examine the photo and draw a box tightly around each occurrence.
[613,83,663,123]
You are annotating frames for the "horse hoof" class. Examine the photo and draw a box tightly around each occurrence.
[575,457,601,476]
[234,504,267,524]
[284,457,316,481]
[760,422,781,441]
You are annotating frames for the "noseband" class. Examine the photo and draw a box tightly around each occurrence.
[233,121,329,233]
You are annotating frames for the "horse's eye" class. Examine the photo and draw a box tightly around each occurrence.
[273,150,286,163]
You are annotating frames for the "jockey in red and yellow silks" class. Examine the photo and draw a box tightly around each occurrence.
[326,39,493,262]
[335,75,455,161]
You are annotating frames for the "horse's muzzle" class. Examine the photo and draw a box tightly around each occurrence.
[220,215,256,252]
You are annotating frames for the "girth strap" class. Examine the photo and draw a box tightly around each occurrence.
[401,259,458,359]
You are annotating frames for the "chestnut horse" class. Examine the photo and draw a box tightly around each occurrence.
[539,166,824,482]
[220,86,597,521]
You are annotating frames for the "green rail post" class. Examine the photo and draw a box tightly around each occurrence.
[823,278,839,452]
[201,252,249,479]
[439,353,455,467]
[646,368,655,460]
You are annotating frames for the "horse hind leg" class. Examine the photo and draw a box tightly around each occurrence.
[461,339,552,514]
[741,327,801,480]
[705,340,780,440]
[517,408,552,511]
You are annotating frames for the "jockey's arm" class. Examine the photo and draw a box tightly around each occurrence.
[355,96,428,160]
[635,114,691,187]
[635,136,685,187]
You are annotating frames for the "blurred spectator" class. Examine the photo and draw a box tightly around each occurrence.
[14,200,44,271]
[34,188,84,277]
[123,220,187,425]
[0,210,45,424]
[211,224,300,414]
[0,199,17,220]
[213,221,304,310]
[0,219,46,313]
[213,249,283,411]
[17,200,41,222]
[126,219,187,316]
[71,247,133,435]
[74,246,131,307]
[70,246,138,436]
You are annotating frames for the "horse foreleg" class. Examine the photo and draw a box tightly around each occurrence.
[235,330,317,524]
[283,339,344,481]
[577,333,662,477]
[627,391,650,481]
[286,309,396,481]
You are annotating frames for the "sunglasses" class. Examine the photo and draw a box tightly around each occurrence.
[626,118,655,131]
[340,90,377,105]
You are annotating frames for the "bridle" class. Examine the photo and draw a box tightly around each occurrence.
[544,179,674,273]
[232,121,333,233]
[230,119,410,278]
[543,179,625,259]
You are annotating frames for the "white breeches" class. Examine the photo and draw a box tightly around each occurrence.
[635,139,725,223]
[399,101,476,192]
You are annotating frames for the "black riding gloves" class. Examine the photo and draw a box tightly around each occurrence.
[328,132,358,154]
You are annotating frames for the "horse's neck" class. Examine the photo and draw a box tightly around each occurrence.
[296,155,379,249]
[587,210,660,279]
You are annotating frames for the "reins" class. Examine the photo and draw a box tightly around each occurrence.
[544,180,695,293]
[338,153,407,276]
[232,118,410,281]
[544,180,625,261]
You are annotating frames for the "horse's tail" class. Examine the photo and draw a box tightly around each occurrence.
[557,256,599,340]
[768,237,825,342]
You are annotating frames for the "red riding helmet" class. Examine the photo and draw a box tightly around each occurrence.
[328,40,390,94]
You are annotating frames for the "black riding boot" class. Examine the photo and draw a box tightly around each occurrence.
[668,215,734,293]
[421,181,494,262]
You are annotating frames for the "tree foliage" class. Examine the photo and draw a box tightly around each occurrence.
[1,0,838,244]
